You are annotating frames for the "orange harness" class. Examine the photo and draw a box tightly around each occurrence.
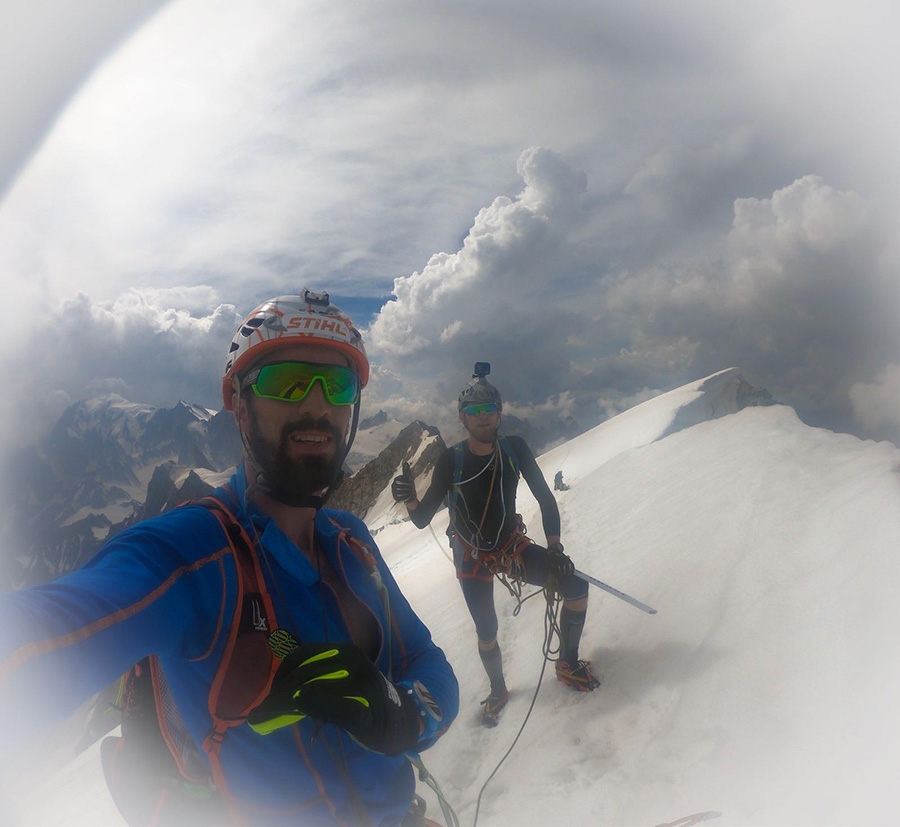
[453,516,533,581]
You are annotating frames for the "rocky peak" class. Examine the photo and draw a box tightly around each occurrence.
[360,410,388,430]
[330,420,445,519]
[3,395,242,589]
[660,368,779,439]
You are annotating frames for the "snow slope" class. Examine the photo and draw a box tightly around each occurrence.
[7,369,900,826]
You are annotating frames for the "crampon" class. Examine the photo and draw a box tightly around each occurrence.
[555,659,600,691]
[479,688,509,727]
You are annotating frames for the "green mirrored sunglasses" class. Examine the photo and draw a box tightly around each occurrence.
[243,362,360,406]
[462,402,499,416]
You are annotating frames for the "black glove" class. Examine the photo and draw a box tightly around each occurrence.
[391,461,417,504]
[547,542,575,580]
[247,642,421,755]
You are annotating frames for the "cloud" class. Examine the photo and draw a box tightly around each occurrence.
[0,0,169,199]
[709,176,889,421]
[3,1,900,456]
[849,366,900,433]
[368,151,897,446]
[0,1,799,334]
[1,290,240,450]
[602,174,893,430]
[365,146,716,441]
[366,147,591,434]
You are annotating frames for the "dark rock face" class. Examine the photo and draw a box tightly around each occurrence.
[2,395,241,589]
[330,421,445,519]
[3,368,779,590]
[359,410,388,430]
[660,368,779,439]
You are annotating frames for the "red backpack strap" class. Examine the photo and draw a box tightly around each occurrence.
[326,515,410,680]
[193,495,280,822]
[327,516,379,572]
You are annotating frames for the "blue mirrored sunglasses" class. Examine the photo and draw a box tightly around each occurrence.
[242,362,360,406]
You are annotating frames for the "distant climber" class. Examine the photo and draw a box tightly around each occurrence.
[554,470,569,491]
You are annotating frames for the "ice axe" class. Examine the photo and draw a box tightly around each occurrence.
[574,569,657,614]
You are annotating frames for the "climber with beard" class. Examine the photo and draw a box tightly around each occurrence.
[0,290,458,827]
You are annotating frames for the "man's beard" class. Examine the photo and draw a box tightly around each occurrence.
[246,413,346,506]
[466,419,499,445]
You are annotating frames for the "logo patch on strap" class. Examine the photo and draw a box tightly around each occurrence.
[240,594,269,634]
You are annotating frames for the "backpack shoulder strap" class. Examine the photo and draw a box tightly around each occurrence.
[325,514,379,572]
[452,440,467,482]
[194,491,278,709]
[195,489,257,582]
[103,489,276,824]
[446,441,467,521]
[191,491,282,818]
[497,436,520,477]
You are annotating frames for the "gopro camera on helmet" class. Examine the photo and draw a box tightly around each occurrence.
[459,362,501,411]
[301,288,330,307]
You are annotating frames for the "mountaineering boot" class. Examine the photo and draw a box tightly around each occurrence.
[480,687,509,727]
[556,659,600,691]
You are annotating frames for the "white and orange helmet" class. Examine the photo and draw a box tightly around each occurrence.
[222,289,369,411]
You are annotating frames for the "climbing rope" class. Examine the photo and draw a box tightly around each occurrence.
[471,583,563,827]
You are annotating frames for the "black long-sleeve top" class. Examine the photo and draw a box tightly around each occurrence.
[409,435,560,551]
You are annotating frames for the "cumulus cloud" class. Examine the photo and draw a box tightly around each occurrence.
[367,151,898,447]
[3,1,900,456]
[706,176,890,426]
[2,290,240,449]
[366,147,592,438]
[849,366,900,433]
[4,145,894,459]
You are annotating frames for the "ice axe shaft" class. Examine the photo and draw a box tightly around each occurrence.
[574,569,657,615]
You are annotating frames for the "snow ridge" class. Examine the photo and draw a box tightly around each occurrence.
[7,371,900,827]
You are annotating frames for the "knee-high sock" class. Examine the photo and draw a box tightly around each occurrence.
[479,642,506,694]
[559,606,587,664]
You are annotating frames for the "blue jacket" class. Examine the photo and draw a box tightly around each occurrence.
[0,466,459,825]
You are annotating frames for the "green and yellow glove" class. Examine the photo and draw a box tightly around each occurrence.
[247,642,422,756]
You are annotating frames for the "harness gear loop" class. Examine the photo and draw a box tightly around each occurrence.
[454,516,530,578]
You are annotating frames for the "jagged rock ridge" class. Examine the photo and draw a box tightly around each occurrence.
[3,395,242,588]
[660,368,778,439]
[330,421,445,518]
[2,368,778,590]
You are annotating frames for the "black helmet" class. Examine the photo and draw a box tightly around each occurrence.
[458,362,502,411]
